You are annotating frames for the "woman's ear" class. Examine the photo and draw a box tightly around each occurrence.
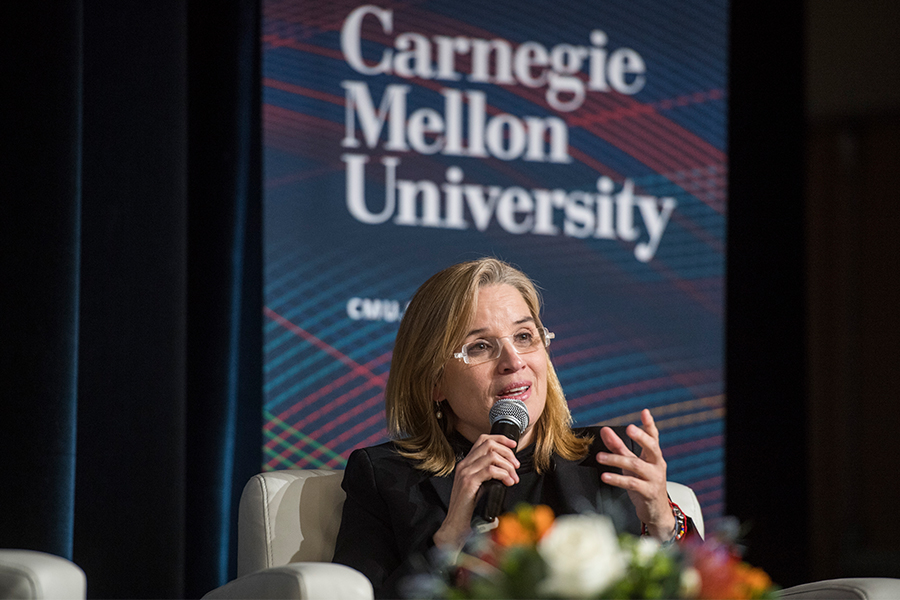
[432,367,444,403]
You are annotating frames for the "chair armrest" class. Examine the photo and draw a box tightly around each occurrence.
[202,563,373,600]
[0,549,86,600]
[777,578,900,599]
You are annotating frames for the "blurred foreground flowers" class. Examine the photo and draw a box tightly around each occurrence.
[415,504,778,600]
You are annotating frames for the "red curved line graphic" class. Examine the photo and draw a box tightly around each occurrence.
[264,306,388,385]
[267,391,383,464]
[265,350,392,431]
[264,379,385,455]
[302,409,387,465]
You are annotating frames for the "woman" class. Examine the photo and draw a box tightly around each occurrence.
[332,258,691,598]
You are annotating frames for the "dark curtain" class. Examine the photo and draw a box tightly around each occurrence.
[726,0,808,589]
[0,0,83,562]
[0,1,262,598]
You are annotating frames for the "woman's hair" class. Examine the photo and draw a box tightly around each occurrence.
[385,257,591,475]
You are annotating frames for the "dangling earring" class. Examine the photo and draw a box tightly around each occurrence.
[434,402,443,420]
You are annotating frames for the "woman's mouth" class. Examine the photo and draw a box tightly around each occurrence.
[497,384,530,400]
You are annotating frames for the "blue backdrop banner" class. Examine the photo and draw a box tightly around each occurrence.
[262,0,727,522]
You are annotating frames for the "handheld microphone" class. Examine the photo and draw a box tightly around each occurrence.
[475,398,529,522]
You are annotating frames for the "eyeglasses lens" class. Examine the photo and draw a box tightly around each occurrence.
[461,329,550,365]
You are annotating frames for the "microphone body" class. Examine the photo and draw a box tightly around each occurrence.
[475,399,529,522]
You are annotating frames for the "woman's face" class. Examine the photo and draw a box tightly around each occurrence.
[435,284,548,448]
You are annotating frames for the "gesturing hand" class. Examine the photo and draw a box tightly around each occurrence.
[595,409,676,541]
[432,434,520,551]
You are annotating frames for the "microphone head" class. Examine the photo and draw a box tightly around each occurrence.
[489,398,529,436]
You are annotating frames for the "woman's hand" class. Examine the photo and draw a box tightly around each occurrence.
[432,434,520,551]
[595,409,677,541]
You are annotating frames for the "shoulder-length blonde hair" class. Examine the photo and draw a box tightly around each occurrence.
[386,257,591,475]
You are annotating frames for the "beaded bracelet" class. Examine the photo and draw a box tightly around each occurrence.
[641,499,687,545]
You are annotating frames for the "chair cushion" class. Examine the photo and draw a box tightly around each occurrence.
[0,550,86,600]
[237,470,346,577]
[777,578,900,599]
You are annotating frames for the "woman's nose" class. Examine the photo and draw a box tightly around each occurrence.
[496,338,525,371]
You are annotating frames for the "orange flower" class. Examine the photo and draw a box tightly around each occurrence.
[494,512,530,547]
[532,504,554,540]
[492,504,556,547]
[692,544,742,599]
[735,563,773,597]
[692,545,775,600]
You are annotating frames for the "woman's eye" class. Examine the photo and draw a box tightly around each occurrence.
[515,332,535,345]
[467,340,492,355]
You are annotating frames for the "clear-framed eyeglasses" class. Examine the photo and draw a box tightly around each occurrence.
[452,327,555,365]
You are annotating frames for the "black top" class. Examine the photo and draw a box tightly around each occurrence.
[332,426,651,599]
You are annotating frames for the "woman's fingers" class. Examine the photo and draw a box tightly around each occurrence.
[627,421,663,463]
[600,411,664,464]
[457,434,521,488]
[436,434,522,550]
[596,451,653,479]
[595,410,669,514]
[599,425,635,456]
[640,408,659,438]
[599,470,658,496]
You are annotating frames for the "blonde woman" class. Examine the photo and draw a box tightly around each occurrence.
[333,258,693,598]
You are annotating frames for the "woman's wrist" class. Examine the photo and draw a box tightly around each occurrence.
[433,520,469,552]
[641,500,686,545]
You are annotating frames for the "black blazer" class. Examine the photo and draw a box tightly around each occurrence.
[332,426,647,598]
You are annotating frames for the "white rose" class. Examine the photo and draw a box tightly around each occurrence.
[537,514,627,598]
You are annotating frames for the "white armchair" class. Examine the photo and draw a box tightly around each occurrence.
[779,578,900,599]
[0,550,86,600]
[203,469,372,600]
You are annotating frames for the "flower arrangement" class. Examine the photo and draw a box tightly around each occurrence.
[432,504,778,600]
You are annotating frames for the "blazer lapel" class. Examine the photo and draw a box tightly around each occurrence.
[427,472,454,511]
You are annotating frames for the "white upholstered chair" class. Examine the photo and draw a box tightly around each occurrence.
[203,469,900,600]
[203,470,372,600]
[0,550,86,600]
